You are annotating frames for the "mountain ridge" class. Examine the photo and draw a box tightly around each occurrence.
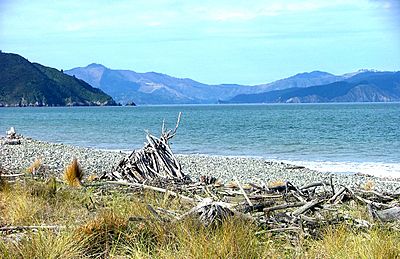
[66,64,348,105]
[0,52,116,107]
[224,72,400,104]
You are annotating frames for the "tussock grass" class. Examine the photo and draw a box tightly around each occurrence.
[162,218,274,258]
[0,230,88,259]
[306,225,400,258]
[0,180,89,226]
[76,210,131,257]
[26,158,42,174]
[0,183,46,225]
[1,178,400,258]
[64,158,84,187]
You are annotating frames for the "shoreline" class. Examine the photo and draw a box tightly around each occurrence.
[66,146,400,178]
[2,134,398,179]
[1,137,400,191]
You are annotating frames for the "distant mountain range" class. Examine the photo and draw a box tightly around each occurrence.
[66,64,347,105]
[255,71,343,92]
[66,63,253,104]
[67,64,399,105]
[2,52,399,106]
[0,52,116,107]
[224,71,400,103]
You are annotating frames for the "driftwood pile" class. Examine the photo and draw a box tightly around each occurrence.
[98,113,400,235]
[101,113,186,184]
[106,177,400,238]
[228,180,400,235]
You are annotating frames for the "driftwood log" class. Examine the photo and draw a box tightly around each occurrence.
[374,206,400,222]
[101,113,186,183]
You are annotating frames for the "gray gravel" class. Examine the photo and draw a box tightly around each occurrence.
[1,137,400,192]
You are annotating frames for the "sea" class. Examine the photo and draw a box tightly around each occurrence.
[1,103,399,178]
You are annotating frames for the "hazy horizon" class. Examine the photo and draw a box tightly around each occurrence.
[1,0,399,85]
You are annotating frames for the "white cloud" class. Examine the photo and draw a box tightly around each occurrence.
[65,23,83,32]
[208,10,257,21]
[191,0,379,22]
[145,21,163,27]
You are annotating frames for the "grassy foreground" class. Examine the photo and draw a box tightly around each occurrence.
[1,178,400,258]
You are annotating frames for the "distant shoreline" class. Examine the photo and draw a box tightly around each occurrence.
[2,101,400,108]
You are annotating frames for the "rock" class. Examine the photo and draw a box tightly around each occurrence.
[125,101,136,106]
[6,127,16,139]
[3,127,21,145]
[3,139,21,145]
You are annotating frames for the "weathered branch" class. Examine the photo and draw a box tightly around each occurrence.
[292,198,324,216]
[235,176,253,207]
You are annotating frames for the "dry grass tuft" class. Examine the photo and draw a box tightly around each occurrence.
[225,181,238,188]
[64,158,83,187]
[363,180,375,191]
[26,158,41,174]
[0,229,87,259]
[0,180,90,228]
[76,210,154,257]
[269,179,286,188]
[87,174,98,182]
[78,210,128,236]
[0,184,45,225]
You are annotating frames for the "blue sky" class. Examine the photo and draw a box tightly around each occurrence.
[1,0,399,84]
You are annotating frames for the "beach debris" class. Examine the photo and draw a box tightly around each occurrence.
[2,127,21,145]
[100,175,400,240]
[0,225,66,232]
[199,175,218,185]
[373,206,400,222]
[178,198,235,226]
[101,112,187,184]
[105,180,197,203]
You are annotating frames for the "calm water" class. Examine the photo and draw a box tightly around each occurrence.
[1,103,399,176]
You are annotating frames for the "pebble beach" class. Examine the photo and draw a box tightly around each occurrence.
[1,137,400,192]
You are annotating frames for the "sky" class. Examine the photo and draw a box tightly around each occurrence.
[0,0,399,85]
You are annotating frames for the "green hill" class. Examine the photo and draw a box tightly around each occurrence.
[0,52,116,107]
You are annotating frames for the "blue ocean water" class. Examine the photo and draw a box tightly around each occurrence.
[1,103,399,176]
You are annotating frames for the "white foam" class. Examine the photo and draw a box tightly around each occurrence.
[278,160,400,178]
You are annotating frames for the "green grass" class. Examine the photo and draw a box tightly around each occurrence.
[1,178,400,258]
